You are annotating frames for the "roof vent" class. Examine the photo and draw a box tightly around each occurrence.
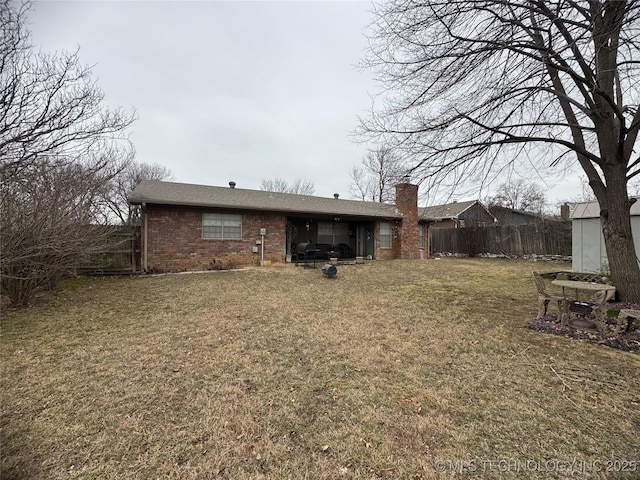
[229,181,236,189]
[334,193,339,199]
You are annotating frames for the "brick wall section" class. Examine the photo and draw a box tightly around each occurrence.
[374,220,398,260]
[143,206,286,271]
[392,220,403,259]
[395,183,419,259]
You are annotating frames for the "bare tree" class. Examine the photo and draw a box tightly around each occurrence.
[1,157,126,305]
[260,177,315,195]
[487,180,547,213]
[349,165,370,201]
[0,3,134,178]
[349,147,406,203]
[288,178,316,195]
[0,2,135,305]
[260,177,289,193]
[359,0,640,300]
[103,161,174,225]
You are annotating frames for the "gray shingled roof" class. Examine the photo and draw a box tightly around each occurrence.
[129,180,402,219]
[418,200,481,220]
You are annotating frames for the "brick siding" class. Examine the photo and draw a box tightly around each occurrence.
[373,220,401,260]
[143,206,286,271]
[394,183,419,259]
[141,182,422,270]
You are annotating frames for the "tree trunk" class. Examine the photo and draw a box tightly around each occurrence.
[598,166,640,302]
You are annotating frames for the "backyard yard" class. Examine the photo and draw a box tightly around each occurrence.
[1,258,639,479]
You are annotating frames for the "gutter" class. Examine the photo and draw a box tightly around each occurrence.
[143,202,148,272]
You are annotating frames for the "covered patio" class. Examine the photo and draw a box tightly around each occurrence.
[286,216,376,261]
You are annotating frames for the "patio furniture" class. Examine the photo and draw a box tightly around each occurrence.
[532,272,566,318]
[294,243,321,268]
[294,242,343,267]
[551,279,616,331]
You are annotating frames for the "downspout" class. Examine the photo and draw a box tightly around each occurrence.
[143,202,148,271]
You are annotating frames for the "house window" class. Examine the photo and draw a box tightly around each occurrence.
[202,213,242,239]
[318,222,349,245]
[379,222,391,248]
[419,224,425,249]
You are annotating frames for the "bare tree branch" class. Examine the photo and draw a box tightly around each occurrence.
[260,177,315,195]
[102,161,174,225]
[350,146,407,203]
[0,1,136,305]
[486,179,547,213]
[358,0,640,300]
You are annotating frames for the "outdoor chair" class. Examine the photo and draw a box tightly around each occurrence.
[532,272,566,318]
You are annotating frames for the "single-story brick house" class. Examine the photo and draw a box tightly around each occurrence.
[419,200,496,229]
[128,180,431,272]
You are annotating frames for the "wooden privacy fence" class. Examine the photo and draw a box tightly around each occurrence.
[79,226,142,273]
[429,221,571,257]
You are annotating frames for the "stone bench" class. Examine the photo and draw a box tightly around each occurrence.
[539,271,615,301]
[539,271,611,284]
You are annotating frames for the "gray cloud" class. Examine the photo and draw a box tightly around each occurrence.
[29,0,582,204]
[30,0,375,197]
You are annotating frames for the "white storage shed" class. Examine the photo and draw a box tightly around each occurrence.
[571,199,640,273]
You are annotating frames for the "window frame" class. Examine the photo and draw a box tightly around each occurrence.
[379,222,392,249]
[202,212,242,240]
[318,222,349,245]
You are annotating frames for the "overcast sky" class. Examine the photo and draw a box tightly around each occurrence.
[29,0,584,207]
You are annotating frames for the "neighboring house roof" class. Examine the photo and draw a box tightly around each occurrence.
[488,205,543,222]
[571,199,640,219]
[129,180,402,219]
[489,205,540,217]
[418,200,495,222]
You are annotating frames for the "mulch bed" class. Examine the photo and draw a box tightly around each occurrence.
[527,302,640,352]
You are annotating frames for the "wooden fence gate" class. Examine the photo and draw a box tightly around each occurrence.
[79,226,142,274]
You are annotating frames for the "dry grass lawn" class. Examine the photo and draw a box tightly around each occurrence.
[2,258,639,479]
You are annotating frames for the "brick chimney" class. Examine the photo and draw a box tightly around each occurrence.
[560,203,570,220]
[395,180,419,259]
